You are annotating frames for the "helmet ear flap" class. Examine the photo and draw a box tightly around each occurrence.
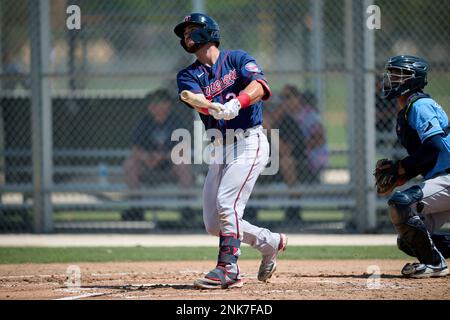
[211,30,220,39]
[190,28,210,43]
[190,28,220,47]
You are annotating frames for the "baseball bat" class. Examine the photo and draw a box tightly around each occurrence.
[180,90,221,112]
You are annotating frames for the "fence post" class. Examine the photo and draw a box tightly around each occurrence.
[191,0,206,170]
[30,0,53,233]
[363,0,376,230]
[311,0,324,112]
[0,1,4,186]
[192,0,205,13]
[349,0,376,232]
[0,0,2,91]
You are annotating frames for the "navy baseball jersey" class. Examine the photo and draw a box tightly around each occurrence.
[177,50,271,135]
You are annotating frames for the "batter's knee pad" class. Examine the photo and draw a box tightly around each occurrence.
[388,186,443,265]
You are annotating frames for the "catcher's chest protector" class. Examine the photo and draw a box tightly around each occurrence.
[396,93,431,154]
[396,108,421,154]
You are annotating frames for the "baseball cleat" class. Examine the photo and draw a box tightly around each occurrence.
[401,261,449,278]
[257,233,288,282]
[194,266,243,289]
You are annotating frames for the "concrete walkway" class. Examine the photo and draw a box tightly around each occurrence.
[0,234,397,247]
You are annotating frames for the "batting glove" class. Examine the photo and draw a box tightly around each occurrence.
[209,99,241,120]
[209,102,225,120]
[221,98,241,120]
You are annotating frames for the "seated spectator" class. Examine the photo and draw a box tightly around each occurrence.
[263,99,308,188]
[121,89,194,220]
[280,85,329,184]
[2,50,30,91]
[263,85,329,223]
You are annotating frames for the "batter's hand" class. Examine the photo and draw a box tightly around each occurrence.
[209,102,225,120]
[210,99,241,120]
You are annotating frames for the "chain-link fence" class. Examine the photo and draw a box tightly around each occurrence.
[0,0,449,233]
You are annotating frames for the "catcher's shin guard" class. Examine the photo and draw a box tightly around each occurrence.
[431,232,450,259]
[387,186,423,225]
[397,237,416,258]
[388,187,443,265]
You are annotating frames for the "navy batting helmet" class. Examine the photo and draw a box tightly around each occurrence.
[381,55,429,100]
[174,13,220,52]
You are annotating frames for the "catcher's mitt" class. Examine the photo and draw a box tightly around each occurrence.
[373,159,407,196]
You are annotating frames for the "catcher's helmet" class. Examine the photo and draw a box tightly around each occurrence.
[174,13,220,52]
[381,55,428,100]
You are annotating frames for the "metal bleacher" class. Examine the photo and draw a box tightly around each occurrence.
[1,145,394,232]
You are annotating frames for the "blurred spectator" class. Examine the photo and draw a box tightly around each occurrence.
[121,88,194,220]
[280,85,329,184]
[263,85,329,223]
[263,99,308,188]
[1,50,30,91]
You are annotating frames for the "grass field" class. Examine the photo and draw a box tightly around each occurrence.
[0,246,408,264]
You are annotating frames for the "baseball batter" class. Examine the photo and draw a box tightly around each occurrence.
[174,13,287,289]
[375,55,450,278]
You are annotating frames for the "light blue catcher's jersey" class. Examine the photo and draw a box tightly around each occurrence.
[408,98,450,179]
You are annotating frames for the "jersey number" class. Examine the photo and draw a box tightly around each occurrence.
[225,93,237,101]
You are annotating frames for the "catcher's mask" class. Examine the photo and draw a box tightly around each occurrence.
[174,13,220,53]
[381,55,428,100]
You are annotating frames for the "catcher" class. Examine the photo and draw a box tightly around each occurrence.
[374,55,450,278]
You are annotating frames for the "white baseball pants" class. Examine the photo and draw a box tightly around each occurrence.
[202,126,281,256]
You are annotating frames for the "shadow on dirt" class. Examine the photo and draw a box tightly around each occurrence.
[291,274,402,279]
[80,283,196,291]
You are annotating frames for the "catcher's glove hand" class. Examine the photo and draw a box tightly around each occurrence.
[373,159,407,196]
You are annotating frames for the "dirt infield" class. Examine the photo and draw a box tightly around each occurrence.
[0,260,448,300]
